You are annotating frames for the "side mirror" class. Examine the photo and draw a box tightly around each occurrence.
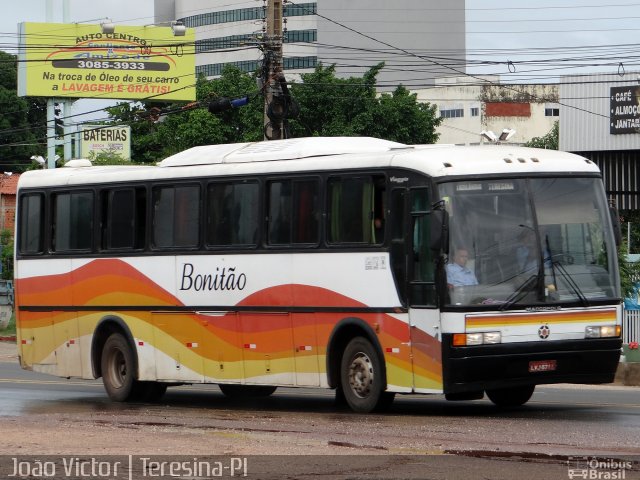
[609,206,622,247]
[430,209,449,254]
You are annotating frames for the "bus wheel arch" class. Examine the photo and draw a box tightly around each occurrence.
[91,316,138,381]
[326,318,393,412]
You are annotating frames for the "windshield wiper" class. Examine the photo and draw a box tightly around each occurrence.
[551,261,590,307]
[499,274,537,311]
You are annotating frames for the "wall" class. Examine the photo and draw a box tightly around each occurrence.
[559,72,640,152]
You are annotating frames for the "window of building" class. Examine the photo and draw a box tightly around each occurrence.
[206,181,259,247]
[545,108,560,117]
[182,2,316,28]
[470,107,479,117]
[440,108,464,119]
[52,191,93,252]
[152,185,200,248]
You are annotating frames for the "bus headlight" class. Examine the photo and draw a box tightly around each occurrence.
[585,325,621,338]
[453,332,502,346]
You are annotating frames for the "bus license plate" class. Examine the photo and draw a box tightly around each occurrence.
[529,360,557,372]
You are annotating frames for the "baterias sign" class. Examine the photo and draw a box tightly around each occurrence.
[17,22,195,102]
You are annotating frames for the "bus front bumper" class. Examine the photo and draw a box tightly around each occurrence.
[442,336,622,394]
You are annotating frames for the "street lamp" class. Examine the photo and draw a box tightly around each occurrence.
[480,128,516,144]
[480,130,498,143]
[145,21,187,36]
[75,17,115,34]
[499,128,516,142]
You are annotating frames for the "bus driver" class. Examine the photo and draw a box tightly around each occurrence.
[446,247,478,287]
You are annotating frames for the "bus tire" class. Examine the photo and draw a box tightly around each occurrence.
[218,384,277,397]
[486,385,535,407]
[101,333,139,402]
[340,336,392,413]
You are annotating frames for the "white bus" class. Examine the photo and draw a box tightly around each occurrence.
[14,137,622,412]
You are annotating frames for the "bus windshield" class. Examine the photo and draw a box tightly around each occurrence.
[439,177,620,308]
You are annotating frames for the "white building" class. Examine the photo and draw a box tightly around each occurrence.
[415,76,559,146]
[154,0,466,87]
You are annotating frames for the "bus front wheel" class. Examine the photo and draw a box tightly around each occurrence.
[486,385,535,407]
[101,333,139,402]
[340,336,394,413]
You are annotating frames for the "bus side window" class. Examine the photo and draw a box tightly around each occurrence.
[327,175,384,244]
[267,178,319,246]
[207,181,259,247]
[18,193,44,255]
[102,188,146,250]
[152,185,200,248]
[52,191,94,252]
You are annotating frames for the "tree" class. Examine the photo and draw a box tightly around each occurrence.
[105,67,264,162]
[0,229,13,280]
[288,63,441,143]
[525,121,558,150]
[106,63,442,163]
[0,51,47,171]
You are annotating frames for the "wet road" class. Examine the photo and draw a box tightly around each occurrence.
[0,361,639,479]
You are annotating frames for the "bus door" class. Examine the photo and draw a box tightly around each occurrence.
[404,187,444,392]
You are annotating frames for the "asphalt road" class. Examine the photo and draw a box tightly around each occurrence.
[0,361,639,479]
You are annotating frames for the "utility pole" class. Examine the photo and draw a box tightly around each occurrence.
[263,0,284,140]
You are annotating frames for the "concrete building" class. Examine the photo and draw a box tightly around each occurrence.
[154,0,466,87]
[415,76,560,146]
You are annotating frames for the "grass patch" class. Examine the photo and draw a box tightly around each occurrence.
[0,313,15,337]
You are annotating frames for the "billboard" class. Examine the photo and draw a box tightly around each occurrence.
[80,125,131,160]
[610,86,640,134]
[18,22,195,102]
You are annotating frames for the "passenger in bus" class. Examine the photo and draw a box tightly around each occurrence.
[516,228,551,272]
[446,247,478,287]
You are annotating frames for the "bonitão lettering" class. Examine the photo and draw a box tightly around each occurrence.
[180,263,247,291]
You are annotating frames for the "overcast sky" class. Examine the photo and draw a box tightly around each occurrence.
[2,0,639,115]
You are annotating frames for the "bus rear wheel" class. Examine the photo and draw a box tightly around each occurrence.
[218,385,277,397]
[486,385,535,407]
[101,333,139,402]
[340,336,394,413]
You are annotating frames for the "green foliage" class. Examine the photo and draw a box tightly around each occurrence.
[619,210,640,254]
[0,51,47,172]
[288,63,441,143]
[0,229,13,281]
[0,314,15,336]
[86,150,135,166]
[106,63,442,163]
[525,121,559,150]
[618,240,640,299]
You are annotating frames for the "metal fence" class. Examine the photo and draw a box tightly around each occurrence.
[623,308,640,344]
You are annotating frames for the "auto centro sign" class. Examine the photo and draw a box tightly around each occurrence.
[80,125,131,160]
[17,22,195,102]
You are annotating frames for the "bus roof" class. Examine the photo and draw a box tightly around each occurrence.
[17,137,601,189]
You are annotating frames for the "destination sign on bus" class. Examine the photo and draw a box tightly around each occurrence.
[455,181,515,193]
